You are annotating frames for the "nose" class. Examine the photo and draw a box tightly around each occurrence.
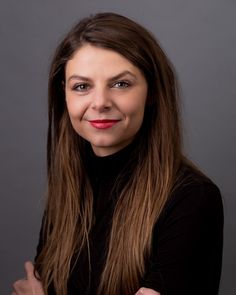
[91,87,112,112]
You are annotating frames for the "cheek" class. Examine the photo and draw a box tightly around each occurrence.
[67,109,85,137]
[66,99,84,120]
[121,100,146,120]
[65,100,90,137]
[120,89,147,118]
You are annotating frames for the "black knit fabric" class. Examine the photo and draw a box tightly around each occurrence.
[36,143,223,295]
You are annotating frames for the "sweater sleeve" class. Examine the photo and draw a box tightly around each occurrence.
[142,182,224,295]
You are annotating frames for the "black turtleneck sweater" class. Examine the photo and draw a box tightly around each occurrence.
[36,143,223,295]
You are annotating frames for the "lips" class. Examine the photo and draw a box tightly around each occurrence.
[88,119,121,129]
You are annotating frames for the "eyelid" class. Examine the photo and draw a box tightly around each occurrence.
[69,79,132,91]
[112,80,131,88]
[71,82,91,92]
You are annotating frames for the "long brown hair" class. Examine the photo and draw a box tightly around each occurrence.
[35,12,185,295]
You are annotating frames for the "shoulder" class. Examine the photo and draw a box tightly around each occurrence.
[171,163,222,210]
[158,163,224,230]
[146,164,223,294]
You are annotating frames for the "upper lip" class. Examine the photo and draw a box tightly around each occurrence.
[88,119,121,123]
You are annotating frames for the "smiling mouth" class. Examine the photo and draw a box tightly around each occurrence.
[89,119,121,129]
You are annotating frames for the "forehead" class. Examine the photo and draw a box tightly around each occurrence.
[65,44,143,78]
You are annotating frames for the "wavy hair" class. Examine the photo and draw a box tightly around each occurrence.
[35,12,185,295]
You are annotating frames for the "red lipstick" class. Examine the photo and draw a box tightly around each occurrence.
[89,119,120,129]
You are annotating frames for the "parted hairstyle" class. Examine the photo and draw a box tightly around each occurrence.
[35,12,190,295]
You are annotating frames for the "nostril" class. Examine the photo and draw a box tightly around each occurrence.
[91,98,112,111]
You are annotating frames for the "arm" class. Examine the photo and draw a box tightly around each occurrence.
[141,182,223,295]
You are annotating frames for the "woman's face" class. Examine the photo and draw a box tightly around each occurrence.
[65,44,148,156]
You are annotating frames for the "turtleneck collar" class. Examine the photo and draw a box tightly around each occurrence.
[85,140,138,179]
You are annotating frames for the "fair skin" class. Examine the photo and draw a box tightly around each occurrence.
[11,261,44,295]
[12,45,160,295]
[65,44,148,156]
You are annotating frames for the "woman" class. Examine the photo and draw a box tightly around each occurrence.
[12,12,223,295]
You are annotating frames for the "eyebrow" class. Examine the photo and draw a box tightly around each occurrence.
[67,70,137,83]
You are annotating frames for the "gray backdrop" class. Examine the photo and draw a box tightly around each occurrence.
[0,0,235,294]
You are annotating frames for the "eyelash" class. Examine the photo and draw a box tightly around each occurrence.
[71,80,131,92]
[72,83,90,92]
[113,80,130,88]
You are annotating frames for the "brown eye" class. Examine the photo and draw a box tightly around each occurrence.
[73,83,90,92]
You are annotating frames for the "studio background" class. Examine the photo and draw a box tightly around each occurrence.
[0,0,235,294]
